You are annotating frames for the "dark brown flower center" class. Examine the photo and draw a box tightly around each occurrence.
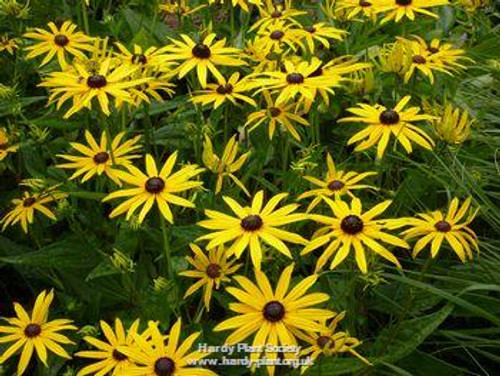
[270,30,285,40]
[216,84,233,94]
[269,107,282,117]
[112,349,128,361]
[93,151,109,164]
[309,66,323,77]
[286,73,304,84]
[145,177,165,194]
[240,215,263,231]
[328,180,345,191]
[132,54,147,64]
[24,323,42,338]
[379,109,400,125]
[0,142,7,149]
[341,215,364,234]
[396,0,412,5]
[87,75,107,89]
[23,197,36,207]
[263,301,285,322]
[317,335,334,348]
[192,43,211,59]
[428,47,440,54]
[271,10,282,18]
[412,55,427,64]
[359,0,372,6]
[304,26,316,33]
[435,220,452,232]
[154,357,175,376]
[206,263,222,279]
[54,34,69,47]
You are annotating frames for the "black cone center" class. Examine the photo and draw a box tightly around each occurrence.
[412,55,427,64]
[269,107,281,117]
[145,177,165,194]
[328,180,345,191]
[240,215,263,231]
[154,357,175,376]
[87,75,107,89]
[216,84,233,94]
[396,0,412,5]
[54,34,69,47]
[270,30,285,40]
[93,152,110,164]
[286,73,304,84]
[132,54,147,64]
[113,349,128,361]
[192,44,211,59]
[341,215,364,234]
[379,109,400,125]
[23,198,37,207]
[263,301,285,322]
[206,263,222,278]
[24,323,42,338]
[435,220,452,232]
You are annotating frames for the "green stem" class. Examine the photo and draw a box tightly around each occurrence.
[81,0,90,35]
[224,105,230,144]
[160,214,173,280]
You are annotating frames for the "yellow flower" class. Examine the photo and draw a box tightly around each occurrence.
[57,130,142,185]
[208,0,263,12]
[114,43,169,69]
[103,153,204,224]
[160,0,206,16]
[0,128,19,161]
[245,89,310,141]
[254,20,302,57]
[376,0,450,23]
[191,72,256,109]
[160,33,246,88]
[298,312,371,374]
[0,35,19,55]
[339,96,436,159]
[0,290,77,376]
[24,21,94,69]
[302,197,409,273]
[298,153,377,212]
[117,319,216,376]
[251,0,306,31]
[214,264,335,376]
[202,135,251,195]
[40,58,148,118]
[425,101,474,144]
[336,0,379,20]
[371,39,412,76]
[75,319,140,375]
[1,188,67,233]
[456,0,491,11]
[197,191,308,269]
[293,23,346,52]
[386,197,479,262]
[180,244,241,311]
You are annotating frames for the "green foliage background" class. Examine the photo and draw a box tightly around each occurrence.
[0,0,500,375]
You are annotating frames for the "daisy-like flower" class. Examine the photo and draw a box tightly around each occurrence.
[76,319,140,376]
[57,130,142,186]
[24,21,94,69]
[336,0,379,20]
[251,0,306,31]
[387,197,479,262]
[298,153,377,212]
[114,43,169,69]
[376,0,450,23]
[202,135,251,195]
[208,0,263,12]
[293,23,346,52]
[0,290,77,376]
[191,72,256,109]
[214,264,335,376]
[427,102,474,144]
[0,128,19,161]
[180,244,241,311]
[254,21,302,57]
[197,190,308,269]
[160,0,206,16]
[0,35,19,55]
[1,188,67,233]
[39,58,148,118]
[298,312,371,374]
[118,319,216,376]
[339,96,436,159]
[245,90,310,141]
[254,58,343,106]
[302,197,409,273]
[160,33,246,88]
[103,153,204,224]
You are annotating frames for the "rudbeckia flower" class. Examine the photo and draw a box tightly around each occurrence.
[214,264,335,376]
[0,35,19,55]
[57,130,142,185]
[293,23,346,52]
[24,21,94,69]
[208,0,263,12]
[197,191,308,269]
[302,197,409,273]
[428,102,474,144]
[0,290,77,376]
[160,0,206,16]
[251,0,306,31]
[160,33,246,88]
[114,43,169,69]
[376,0,450,23]
[1,188,67,233]
[76,319,140,375]
[0,128,19,160]
[180,244,241,311]
[40,58,149,118]
[337,0,379,20]
[245,90,310,141]
[191,72,256,109]
[386,197,479,262]
[298,153,377,212]
[298,312,371,374]
[202,135,251,195]
[254,21,302,56]
[118,319,216,376]
[339,96,436,159]
[103,153,204,224]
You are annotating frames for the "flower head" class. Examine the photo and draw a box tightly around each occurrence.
[0,128,19,160]
[376,0,450,23]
